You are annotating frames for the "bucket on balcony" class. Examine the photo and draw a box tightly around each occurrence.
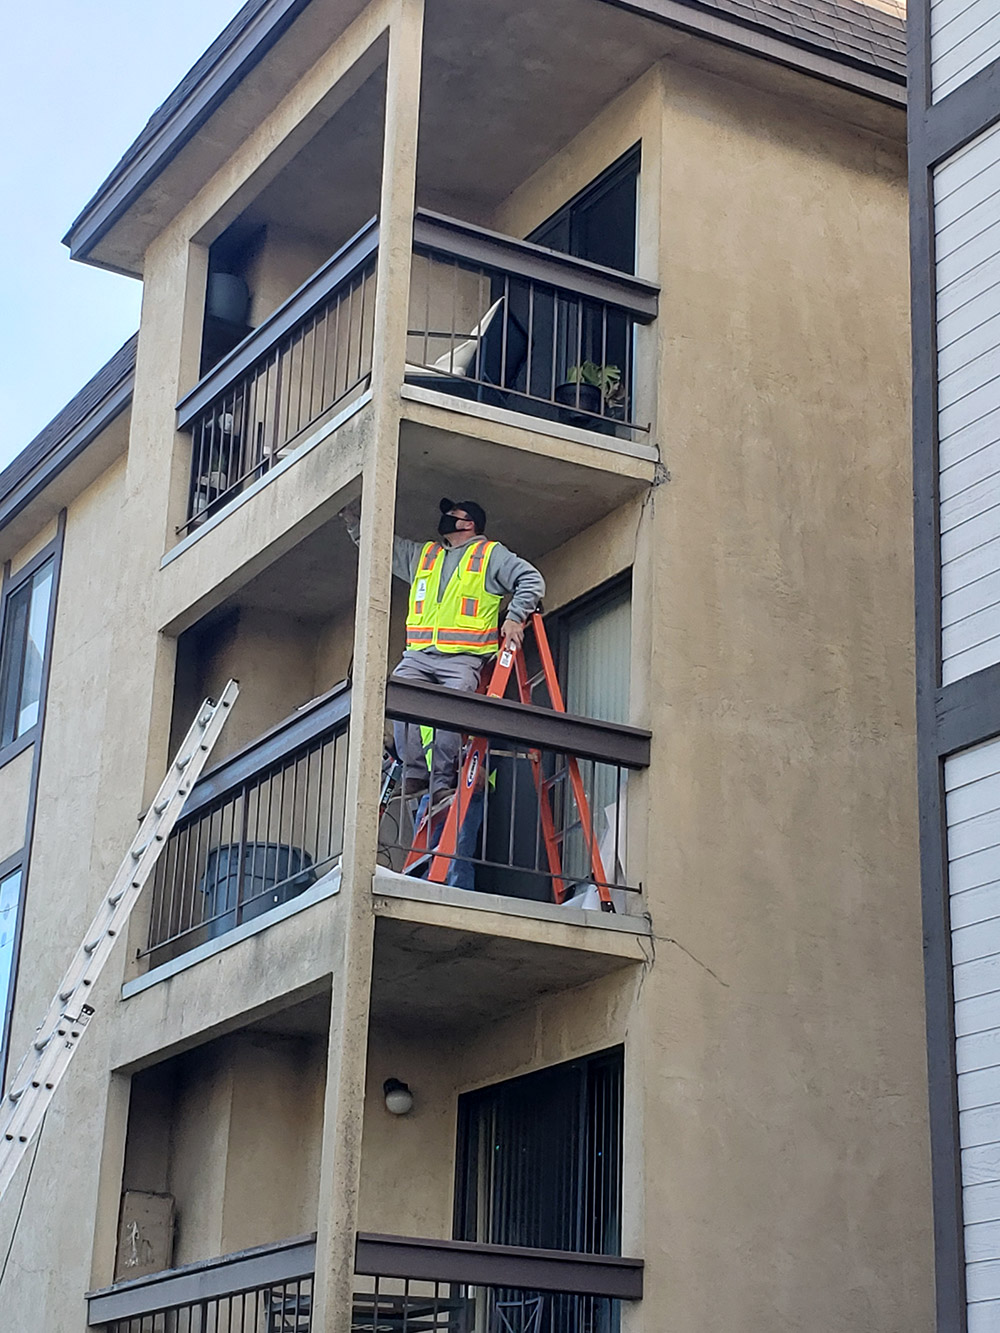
[199,842,316,939]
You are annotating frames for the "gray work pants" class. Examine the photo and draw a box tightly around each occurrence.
[390,650,485,796]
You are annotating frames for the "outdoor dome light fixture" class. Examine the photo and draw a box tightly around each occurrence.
[383,1078,414,1115]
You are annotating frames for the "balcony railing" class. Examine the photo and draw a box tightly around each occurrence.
[175,218,378,534]
[86,1233,643,1332]
[142,685,351,965]
[382,680,650,907]
[407,210,658,439]
[142,680,649,966]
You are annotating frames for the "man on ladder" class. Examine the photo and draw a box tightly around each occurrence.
[342,496,544,804]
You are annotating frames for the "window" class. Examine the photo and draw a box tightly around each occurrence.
[455,1047,624,1254]
[0,865,23,1059]
[548,575,632,725]
[0,557,55,749]
[529,146,640,275]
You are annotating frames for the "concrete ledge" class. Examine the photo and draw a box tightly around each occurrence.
[372,868,649,941]
[400,384,659,467]
[122,867,342,999]
[161,389,372,569]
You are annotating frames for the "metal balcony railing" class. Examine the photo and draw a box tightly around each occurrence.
[382,680,650,906]
[407,211,658,439]
[142,685,350,965]
[142,680,649,965]
[176,219,378,534]
[86,1233,643,1332]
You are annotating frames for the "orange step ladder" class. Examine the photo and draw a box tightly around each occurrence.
[403,612,616,912]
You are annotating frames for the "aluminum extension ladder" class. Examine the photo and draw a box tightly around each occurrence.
[0,680,239,1202]
[404,612,615,911]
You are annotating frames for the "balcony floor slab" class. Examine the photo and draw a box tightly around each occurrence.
[371,868,648,1037]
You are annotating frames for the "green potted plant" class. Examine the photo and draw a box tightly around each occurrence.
[555,362,623,422]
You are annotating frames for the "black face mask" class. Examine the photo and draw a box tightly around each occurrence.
[438,514,462,536]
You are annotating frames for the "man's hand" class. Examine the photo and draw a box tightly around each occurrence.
[501,617,526,651]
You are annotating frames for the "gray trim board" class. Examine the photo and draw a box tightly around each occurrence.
[181,681,352,818]
[355,1233,644,1300]
[385,679,652,769]
[908,0,996,1320]
[86,1234,317,1324]
[413,212,660,321]
[917,55,1000,166]
[597,0,906,104]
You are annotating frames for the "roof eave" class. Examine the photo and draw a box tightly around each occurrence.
[62,0,313,267]
[598,0,906,105]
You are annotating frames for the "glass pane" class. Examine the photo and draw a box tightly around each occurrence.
[0,868,23,1047]
[0,583,30,748]
[564,590,631,724]
[16,563,53,738]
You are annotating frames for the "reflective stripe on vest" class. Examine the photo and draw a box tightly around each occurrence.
[406,539,502,654]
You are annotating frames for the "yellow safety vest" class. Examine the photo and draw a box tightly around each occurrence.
[406,539,502,655]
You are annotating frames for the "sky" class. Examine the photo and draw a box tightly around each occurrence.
[0,2,248,473]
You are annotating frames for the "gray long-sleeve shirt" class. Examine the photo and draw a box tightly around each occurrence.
[343,510,545,624]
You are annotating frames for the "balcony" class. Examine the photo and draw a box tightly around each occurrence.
[86,1233,643,1332]
[138,680,648,973]
[405,211,658,442]
[173,212,658,539]
[175,219,379,536]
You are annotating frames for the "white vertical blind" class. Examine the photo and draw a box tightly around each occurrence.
[935,124,1000,684]
[931,0,1000,102]
[563,587,631,724]
[946,736,1000,1331]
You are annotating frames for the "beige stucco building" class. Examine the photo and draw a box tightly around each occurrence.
[0,0,932,1329]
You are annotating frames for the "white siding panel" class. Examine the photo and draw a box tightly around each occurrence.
[949,771,1000,822]
[937,257,1000,322]
[959,1030,1000,1076]
[964,1180,1000,1223]
[962,1107,1000,1148]
[954,953,1000,1002]
[968,1298,1000,1332]
[955,916,1000,965]
[949,740,1000,791]
[948,743,1000,1309]
[940,350,1000,416]
[960,1066,1000,1110]
[937,133,1000,682]
[966,1257,1000,1302]
[939,407,1000,475]
[931,0,1000,102]
[968,1220,1000,1261]
[944,574,1000,631]
[963,1143,1000,1184]
[945,637,1000,684]
[941,440,1000,503]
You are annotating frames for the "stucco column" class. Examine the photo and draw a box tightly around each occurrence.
[311,2,424,1329]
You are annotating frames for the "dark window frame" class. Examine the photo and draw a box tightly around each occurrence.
[0,540,59,769]
[528,145,642,275]
[0,514,65,1088]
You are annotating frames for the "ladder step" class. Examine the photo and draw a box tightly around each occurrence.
[0,680,238,1206]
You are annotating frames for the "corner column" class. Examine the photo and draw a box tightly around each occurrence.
[311,1,424,1327]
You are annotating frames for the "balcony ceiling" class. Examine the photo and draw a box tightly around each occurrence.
[397,419,652,565]
[371,913,641,1038]
[417,0,673,219]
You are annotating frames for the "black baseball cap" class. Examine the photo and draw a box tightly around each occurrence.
[439,497,487,533]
